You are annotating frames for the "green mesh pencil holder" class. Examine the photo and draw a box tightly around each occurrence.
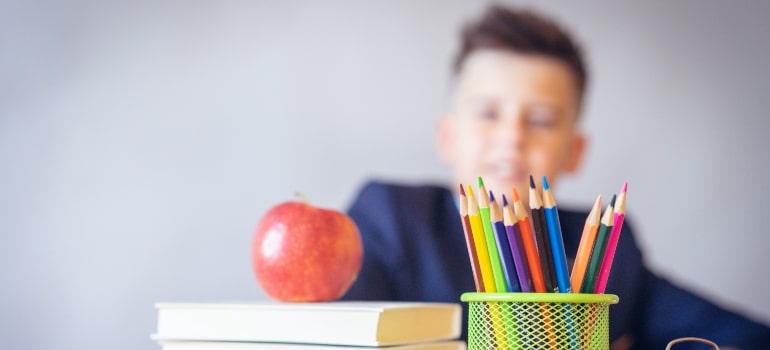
[461,292,619,350]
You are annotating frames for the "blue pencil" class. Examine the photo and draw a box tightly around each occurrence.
[541,176,571,293]
[541,176,578,349]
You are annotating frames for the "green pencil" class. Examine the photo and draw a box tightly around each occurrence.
[478,177,508,292]
[581,194,616,293]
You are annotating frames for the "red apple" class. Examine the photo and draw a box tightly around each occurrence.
[252,200,363,302]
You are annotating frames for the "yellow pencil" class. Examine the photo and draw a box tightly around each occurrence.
[477,177,508,292]
[466,185,497,293]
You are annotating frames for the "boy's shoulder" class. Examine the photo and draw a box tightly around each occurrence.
[352,179,452,202]
[557,205,591,221]
[348,180,457,225]
[356,179,451,192]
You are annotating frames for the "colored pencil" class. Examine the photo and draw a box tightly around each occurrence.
[540,181,577,347]
[541,176,571,293]
[491,191,521,292]
[512,188,547,293]
[477,177,508,292]
[582,194,616,293]
[459,185,483,292]
[529,175,558,292]
[595,183,628,293]
[503,194,532,292]
[570,194,602,293]
[466,185,497,292]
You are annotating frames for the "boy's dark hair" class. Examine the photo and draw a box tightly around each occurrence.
[454,4,588,100]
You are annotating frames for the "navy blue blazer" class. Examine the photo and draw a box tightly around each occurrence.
[341,181,770,349]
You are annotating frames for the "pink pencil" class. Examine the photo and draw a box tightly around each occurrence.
[594,182,628,293]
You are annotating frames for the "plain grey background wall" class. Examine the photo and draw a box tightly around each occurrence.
[2,1,769,349]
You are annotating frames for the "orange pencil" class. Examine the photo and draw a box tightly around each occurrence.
[570,194,602,293]
[529,175,558,292]
[466,185,497,292]
[511,188,547,293]
[459,185,483,292]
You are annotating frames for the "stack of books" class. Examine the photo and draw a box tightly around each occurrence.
[151,301,466,350]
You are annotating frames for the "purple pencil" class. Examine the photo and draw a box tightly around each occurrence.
[503,194,533,292]
[490,191,521,292]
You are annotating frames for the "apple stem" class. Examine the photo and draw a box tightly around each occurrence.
[295,192,310,204]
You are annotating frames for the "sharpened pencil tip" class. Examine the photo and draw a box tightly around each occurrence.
[529,175,535,188]
[489,190,495,202]
[502,194,509,207]
[512,187,520,202]
[477,176,484,188]
[459,184,465,195]
[593,194,602,211]
[542,175,550,190]
[466,184,474,197]
[621,182,628,193]
[610,194,617,207]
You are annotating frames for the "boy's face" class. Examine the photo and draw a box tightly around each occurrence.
[437,50,585,205]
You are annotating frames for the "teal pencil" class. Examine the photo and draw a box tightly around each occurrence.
[595,183,628,293]
[582,195,616,293]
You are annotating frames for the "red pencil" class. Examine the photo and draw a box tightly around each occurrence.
[459,185,483,292]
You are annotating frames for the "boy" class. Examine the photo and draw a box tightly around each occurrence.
[341,4,770,349]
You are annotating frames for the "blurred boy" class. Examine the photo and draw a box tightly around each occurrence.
[341,4,770,349]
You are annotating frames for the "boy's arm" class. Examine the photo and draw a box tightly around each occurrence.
[589,216,770,348]
[632,270,770,349]
[339,181,401,301]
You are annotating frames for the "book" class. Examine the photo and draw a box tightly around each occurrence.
[153,301,462,347]
[157,340,467,350]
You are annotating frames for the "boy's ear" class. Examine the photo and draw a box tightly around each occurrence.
[435,115,454,165]
[565,131,587,173]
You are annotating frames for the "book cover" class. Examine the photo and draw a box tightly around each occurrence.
[153,301,462,347]
[157,340,467,350]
